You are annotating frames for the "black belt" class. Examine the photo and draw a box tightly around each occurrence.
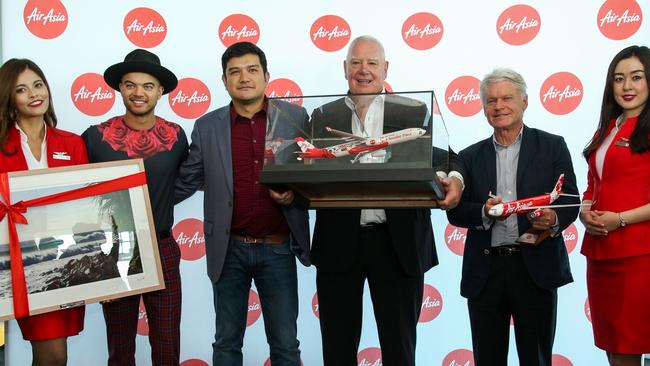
[492,245,521,256]
[157,230,171,240]
[360,222,387,232]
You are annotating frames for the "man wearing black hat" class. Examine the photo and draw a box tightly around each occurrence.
[82,49,188,366]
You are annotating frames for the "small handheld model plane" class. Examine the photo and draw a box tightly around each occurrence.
[487,174,582,218]
[295,126,426,163]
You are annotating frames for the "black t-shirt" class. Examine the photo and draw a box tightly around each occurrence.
[82,116,189,234]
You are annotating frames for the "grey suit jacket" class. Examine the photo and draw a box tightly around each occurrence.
[175,100,311,282]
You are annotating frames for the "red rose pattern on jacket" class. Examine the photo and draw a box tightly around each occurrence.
[97,116,180,159]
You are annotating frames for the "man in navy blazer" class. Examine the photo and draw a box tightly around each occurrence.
[447,68,579,366]
[175,42,310,366]
[311,35,465,366]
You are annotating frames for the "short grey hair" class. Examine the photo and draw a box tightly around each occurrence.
[346,35,386,61]
[480,68,527,105]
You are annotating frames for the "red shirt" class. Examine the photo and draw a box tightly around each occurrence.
[582,116,650,260]
[0,126,88,172]
[229,103,289,237]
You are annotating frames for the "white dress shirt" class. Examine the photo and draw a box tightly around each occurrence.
[16,123,48,170]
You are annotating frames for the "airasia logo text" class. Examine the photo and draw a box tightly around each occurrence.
[221,25,258,41]
[219,14,260,46]
[25,7,65,25]
[597,1,643,40]
[125,19,165,36]
[401,12,444,50]
[445,76,482,117]
[599,9,640,27]
[312,25,349,41]
[73,86,113,104]
[310,15,351,52]
[498,16,538,34]
[403,23,442,39]
[541,85,581,103]
[447,88,480,105]
[171,90,209,107]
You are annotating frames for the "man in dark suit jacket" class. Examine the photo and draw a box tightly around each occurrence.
[175,42,310,366]
[311,35,464,366]
[447,68,579,366]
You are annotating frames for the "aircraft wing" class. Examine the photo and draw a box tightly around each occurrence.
[324,125,365,141]
[524,203,590,210]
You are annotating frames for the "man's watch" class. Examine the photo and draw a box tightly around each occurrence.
[618,213,628,228]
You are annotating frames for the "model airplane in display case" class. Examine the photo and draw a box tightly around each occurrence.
[295,126,426,163]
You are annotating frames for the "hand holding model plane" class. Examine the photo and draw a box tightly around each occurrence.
[484,174,584,227]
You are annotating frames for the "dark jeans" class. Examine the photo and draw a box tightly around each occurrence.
[212,239,300,366]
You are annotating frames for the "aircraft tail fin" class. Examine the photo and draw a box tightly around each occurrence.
[550,174,564,202]
[295,137,316,153]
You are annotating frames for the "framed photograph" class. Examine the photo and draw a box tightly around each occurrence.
[0,160,163,320]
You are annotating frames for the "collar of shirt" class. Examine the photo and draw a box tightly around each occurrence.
[229,98,268,124]
[492,124,524,150]
[16,122,48,169]
[344,93,385,138]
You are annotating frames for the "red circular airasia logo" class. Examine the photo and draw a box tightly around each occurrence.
[443,349,475,366]
[168,78,211,120]
[310,15,351,52]
[219,14,260,47]
[585,297,591,323]
[540,72,583,115]
[136,298,148,336]
[172,218,206,261]
[552,354,574,366]
[445,224,467,256]
[180,359,209,366]
[266,78,303,106]
[419,284,443,323]
[402,12,444,50]
[247,289,262,327]
[563,223,579,254]
[597,0,643,40]
[445,76,482,117]
[123,8,167,48]
[312,292,320,319]
[70,73,115,116]
[23,0,68,39]
[496,4,541,46]
[357,347,382,366]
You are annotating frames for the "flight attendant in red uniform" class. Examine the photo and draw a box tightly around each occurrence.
[580,45,650,366]
[0,58,87,366]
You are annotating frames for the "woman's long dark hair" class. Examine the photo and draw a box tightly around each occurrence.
[583,45,650,160]
[0,58,58,155]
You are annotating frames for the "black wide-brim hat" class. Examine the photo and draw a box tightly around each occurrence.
[104,49,178,94]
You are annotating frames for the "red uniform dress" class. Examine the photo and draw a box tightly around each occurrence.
[0,125,87,341]
[581,116,650,353]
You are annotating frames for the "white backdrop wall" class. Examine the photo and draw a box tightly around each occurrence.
[1,1,649,365]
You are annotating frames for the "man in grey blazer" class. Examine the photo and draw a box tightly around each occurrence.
[175,42,310,366]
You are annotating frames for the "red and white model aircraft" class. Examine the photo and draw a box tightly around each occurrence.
[295,126,426,163]
[487,174,582,218]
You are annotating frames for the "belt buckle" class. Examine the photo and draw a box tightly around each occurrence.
[498,246,519,256]
[243,236,258,244]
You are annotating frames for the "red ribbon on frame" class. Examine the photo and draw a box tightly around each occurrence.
[0,171,147,319]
